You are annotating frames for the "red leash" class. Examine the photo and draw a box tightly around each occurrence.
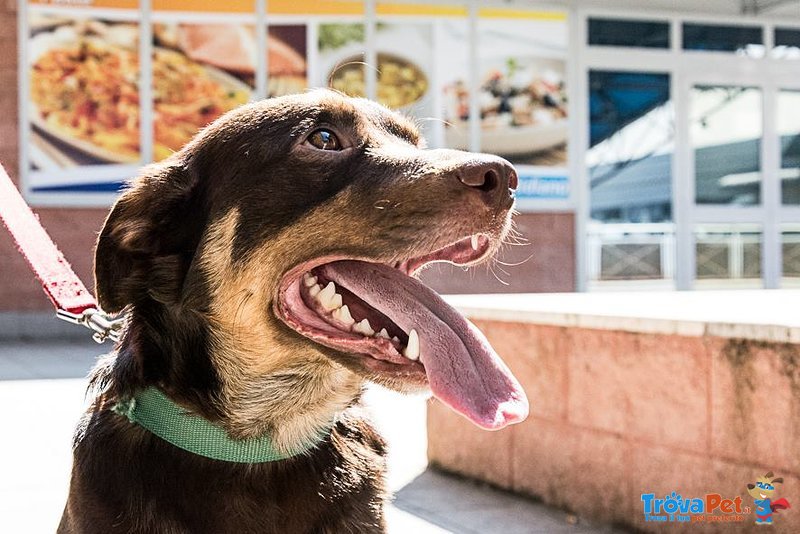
[0,163,122,342]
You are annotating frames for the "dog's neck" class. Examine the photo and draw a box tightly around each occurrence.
[215,354,364,454]
[107,308,364,456]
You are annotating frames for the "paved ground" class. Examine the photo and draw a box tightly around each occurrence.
[0,338,620,533]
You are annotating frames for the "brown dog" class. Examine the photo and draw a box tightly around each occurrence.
[59,89,528,533]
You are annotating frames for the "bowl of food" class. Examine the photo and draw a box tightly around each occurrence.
[328,52,428,111]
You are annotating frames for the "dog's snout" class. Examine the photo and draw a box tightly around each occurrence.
[455,158,517,207]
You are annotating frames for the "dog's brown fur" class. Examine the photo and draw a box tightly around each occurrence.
[59,89,515,533]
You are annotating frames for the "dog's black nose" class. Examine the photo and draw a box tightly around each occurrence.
[455,158,517,207]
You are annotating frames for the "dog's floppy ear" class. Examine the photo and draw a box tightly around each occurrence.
[95,163,207,313]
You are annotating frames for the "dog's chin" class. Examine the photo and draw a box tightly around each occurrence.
[272,226,529,431]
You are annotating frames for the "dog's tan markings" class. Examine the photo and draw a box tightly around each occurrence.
[196,207,361,452]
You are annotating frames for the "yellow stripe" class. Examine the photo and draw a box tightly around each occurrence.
[29,0,139,8]
[377,3,466,17]
[268,0,364,15]
[153,0,254,12]
[478,8,567,21]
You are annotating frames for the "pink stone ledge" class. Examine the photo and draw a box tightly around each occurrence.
[445,290,800,344]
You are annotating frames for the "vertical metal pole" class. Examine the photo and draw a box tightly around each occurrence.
[468,0,480,153]
[256,0,268,100]
[140,0,153,164]
[674,70,693,290]
[365,0,378,102]
[17,0,28,197]
[570,6,587,291]
[763,84,781,288]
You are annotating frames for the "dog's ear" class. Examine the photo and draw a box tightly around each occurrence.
[95,163,207,313]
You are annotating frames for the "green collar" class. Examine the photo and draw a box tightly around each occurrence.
[112,387,319,463]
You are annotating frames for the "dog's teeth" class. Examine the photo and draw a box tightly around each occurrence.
[303,273,318,288]
[318,282,340,311]
[403,329,420,361]
[309,284,321,297]
[333,305,355,327]
[471,235,479,250]
[377,328,390,339]
[353,319,375,337]
[392,336,400,343]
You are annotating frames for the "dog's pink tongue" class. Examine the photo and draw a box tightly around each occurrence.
[320,260,529,430]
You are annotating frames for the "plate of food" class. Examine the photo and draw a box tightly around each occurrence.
[444,60,568,158]
[151,48,250,160]
[29,21,251,166]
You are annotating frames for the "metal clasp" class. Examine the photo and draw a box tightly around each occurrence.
[56,308,125,344]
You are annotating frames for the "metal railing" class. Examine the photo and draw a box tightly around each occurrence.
[586,222,797,283]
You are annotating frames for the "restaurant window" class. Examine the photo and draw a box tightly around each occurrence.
[682,23,764,57]
[588,18,670,49]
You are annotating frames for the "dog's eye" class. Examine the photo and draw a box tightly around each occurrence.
[306,129,342,151]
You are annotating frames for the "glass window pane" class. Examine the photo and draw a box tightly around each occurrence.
[588,18,670,49]
[782,225,800,287]
[587,70,674,287]
[778,90,800,205]
[683,23,764,57]
[774,27,800,59]
[691,86,762,206]
[695,224,762,289]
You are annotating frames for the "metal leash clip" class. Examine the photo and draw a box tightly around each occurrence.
[56,308,126,344]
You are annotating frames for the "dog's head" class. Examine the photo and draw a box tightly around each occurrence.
[96,89,527,444]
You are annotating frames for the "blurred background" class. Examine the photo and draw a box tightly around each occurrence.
[2,0,800,532]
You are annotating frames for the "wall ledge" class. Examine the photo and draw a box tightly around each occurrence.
[445,289,800,344]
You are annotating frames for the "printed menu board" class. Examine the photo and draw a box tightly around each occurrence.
[21,1,570,207]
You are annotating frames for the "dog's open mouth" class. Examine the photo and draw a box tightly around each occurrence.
[275,233,529,430]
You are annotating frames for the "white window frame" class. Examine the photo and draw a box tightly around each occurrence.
[576,6,800,291]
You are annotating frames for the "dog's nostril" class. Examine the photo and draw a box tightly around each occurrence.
[508,169,518,191]
[478,169,499,192]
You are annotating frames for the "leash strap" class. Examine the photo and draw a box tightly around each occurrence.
[0,164,123,343]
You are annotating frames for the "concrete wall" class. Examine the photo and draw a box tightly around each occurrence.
[427,320,800,532]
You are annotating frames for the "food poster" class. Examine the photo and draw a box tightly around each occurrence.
[440,12,570,203]
[151,22,254,161]
[27,9,141,178]
[437,18,470,149]
[21,3,571,208]
[268,25,308,98]
[481,14,569,203]
[318,22,434,139]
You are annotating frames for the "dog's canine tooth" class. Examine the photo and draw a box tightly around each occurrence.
[376,328,390,339]
[332,305,355,327]
[353,319,375,337]
[309,283,322,297]
[303,273,318,288]
[392,336,400,343]
[471,234,479,251]
[403,329,420,360]
[318,282,340,311]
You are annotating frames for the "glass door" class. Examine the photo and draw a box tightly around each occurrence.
[688,82,765,289]
[680,70,800,289]
[777,89,800,287]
